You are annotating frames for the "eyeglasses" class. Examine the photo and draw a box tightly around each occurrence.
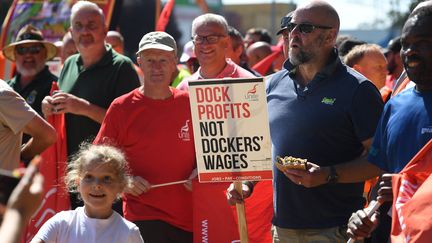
[15,45,43,55]
[286,22,332,34]
[192,35,226,45]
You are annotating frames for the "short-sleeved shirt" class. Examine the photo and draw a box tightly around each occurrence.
[266,50,383,229]
[7,66,57,116]
[94,88,195,232]
[177,58,255,90]
[0,81,37,170]
[58,45,140,156]
[369,87,432,173]
[34,207,144,243]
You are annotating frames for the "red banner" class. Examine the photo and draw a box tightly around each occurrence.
[23,82,70,242]
[391,139,432,243]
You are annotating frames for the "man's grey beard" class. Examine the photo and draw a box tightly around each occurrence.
[289,49,312,66]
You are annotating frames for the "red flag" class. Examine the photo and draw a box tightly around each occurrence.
[155,0,175,31]
[192,180,273,243]
[193,181,239,243]
[23,82,70,242]
[391,139,432,243]
[252,45,282,76]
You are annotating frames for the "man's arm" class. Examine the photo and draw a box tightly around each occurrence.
[48,92,107,124]
[0,157,44,243]
[283,138,384,187]
[334,138,384,183]
[21,115,57,161]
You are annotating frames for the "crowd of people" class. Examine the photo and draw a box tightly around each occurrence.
[1,0,432,242]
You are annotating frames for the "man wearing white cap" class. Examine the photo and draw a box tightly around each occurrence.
[94,31,195,243]
[3,24,58,118]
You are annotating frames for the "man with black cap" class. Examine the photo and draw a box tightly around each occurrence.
[94,31,195,243]
[3,24,58,117]
[227,1,383,242]
[384,36,404,89]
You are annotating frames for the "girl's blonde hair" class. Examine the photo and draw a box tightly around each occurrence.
[65,143,131,200]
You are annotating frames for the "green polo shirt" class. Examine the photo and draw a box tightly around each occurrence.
[59,45,140,155]
[7,66,57,117]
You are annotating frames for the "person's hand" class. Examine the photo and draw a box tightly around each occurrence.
[346,208,379,240]
[124,176,151,196]
[226,182,253,205]
[184,169,198,191]
[283,161,328,187]
[50,91,90,116]
[377,174,393,203]
[41,95,56,117]
[7,156,44,221]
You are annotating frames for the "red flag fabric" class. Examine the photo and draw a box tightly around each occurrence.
[155,0,175,31]
[23,82,70,242]
[252,45,282,76]
[193,180,273,243]
[193,181,239,243]
[391,139,432,243]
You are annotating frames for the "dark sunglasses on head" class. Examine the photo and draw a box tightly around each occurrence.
[287,22,332,34]
[15,45,43,55]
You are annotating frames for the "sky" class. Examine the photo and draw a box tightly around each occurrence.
[221,0,412,30]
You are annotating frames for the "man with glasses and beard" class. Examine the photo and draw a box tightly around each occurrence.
[227,1,383,242]
[3,25,58,118]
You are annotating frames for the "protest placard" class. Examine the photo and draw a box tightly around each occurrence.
[189,77,272,183]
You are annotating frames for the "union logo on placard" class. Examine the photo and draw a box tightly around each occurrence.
[245,84,259,101]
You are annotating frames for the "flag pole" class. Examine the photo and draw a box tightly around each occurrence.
[234,181,249,243]
[155,0,161,30]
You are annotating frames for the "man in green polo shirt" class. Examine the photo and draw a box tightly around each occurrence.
[42,1,139,158]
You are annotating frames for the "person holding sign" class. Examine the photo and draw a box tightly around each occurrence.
[94,31,195,243]
[177,13,255,91]
[228,1,383,242]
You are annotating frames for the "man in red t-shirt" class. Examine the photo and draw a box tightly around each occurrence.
[94,31,195,243]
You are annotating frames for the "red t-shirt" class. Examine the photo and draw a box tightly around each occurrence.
[94,88,195,232]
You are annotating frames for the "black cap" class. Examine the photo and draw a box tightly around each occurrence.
[277,11,293,35]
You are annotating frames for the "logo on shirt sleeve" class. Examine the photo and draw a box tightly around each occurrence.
[178,120,191,141]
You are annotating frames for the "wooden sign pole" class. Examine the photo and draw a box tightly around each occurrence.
[235,181,249,243]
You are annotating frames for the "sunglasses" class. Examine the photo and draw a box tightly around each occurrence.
[286,22,332,34]
[192,34,226,45]
[15,45,43,55]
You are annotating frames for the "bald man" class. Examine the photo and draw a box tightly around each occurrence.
[246,41,273,74]
[227,1,383,242]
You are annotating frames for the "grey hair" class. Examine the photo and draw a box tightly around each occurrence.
[70,1,105,25]
[192,13,228,36]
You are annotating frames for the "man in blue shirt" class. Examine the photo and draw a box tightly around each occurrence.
[227,1,383,242]
[347,2,432,242]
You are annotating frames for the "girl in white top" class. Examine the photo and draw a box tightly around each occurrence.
[31,144,144,243]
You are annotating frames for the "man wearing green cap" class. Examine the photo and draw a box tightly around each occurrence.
[94,31,195,243]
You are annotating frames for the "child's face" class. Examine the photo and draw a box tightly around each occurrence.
[78,162,123,218]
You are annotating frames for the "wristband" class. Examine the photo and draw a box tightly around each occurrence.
[242,181,255,194]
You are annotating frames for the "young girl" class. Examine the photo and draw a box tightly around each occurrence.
[31,144,144,243]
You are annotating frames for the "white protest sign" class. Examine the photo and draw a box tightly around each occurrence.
[188,77,272,182]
